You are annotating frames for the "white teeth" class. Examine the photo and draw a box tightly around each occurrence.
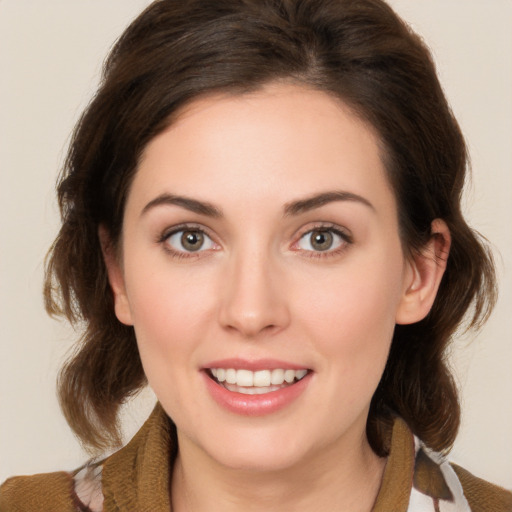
[225,368,237,384]
[295,369,307,380]
[284,369,296,383]
[253,370,271,387]
[209,367,308,388]
[236,369,253,387]
[270,368,284,385]
[224,383,282,394]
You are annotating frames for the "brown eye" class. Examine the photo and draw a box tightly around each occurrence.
[297,228,348,253]
[309,230,333,251]
[165,229,215,253]
[181,231,204,251]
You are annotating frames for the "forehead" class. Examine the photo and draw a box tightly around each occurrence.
[130,83,394,216]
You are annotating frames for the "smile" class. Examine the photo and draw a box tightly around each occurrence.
[203,363,312,416]
[209,368,309,395]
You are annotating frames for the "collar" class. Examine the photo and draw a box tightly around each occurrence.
[102,403,175,511]
[372,417,415,512]
[101,405,416,512]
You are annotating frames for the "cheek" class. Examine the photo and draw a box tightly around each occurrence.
[125,265,218,414]
[294,255,404,371]
[124,258,217,358]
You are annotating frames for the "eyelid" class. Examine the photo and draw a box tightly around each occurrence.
[294,222,353,242]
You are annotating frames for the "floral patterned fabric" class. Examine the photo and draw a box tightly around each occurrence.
[71,433,474,512]
[69,409,509,512]
[2,406,511,511]
[408,437,470,511]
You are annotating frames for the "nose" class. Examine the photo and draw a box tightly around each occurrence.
[218,247,290,338]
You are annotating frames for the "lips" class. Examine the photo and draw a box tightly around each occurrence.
[203,359,312,415]
[211,367,308,386]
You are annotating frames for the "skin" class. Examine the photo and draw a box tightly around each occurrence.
[103,83,450,511]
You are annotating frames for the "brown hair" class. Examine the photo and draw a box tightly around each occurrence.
[45,0,496,455]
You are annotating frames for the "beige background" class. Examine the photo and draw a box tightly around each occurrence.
[1,0,511,489]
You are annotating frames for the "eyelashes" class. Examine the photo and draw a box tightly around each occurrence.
[294,225,352,257]
[158,223,218,259]
[158,223,353,260]
[165,229,216,253]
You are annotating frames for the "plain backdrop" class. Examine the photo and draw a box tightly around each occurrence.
[1,0,511,489]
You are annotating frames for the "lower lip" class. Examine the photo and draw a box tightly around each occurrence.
[203,371,312,416]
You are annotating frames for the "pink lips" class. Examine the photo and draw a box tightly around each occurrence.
[205,358,307,371]
[202,358,312,416]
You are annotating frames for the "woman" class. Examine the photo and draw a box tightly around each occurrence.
[1,0,511,510]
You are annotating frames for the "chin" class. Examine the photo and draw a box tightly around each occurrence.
[197,425,314,473]
[212,445,305,473]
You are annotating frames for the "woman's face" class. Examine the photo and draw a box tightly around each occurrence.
[108,83,421,472]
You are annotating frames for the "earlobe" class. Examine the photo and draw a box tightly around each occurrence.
[98,225,134,326]
[395,219,451,325]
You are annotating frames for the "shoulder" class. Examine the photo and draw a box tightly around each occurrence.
[377,417,512,512]
[0,471,77,512]
[0,406,168,512]
[451,463,512,512]
[411,440,512,511]
[0,463,104,512]
[411,439,512,512]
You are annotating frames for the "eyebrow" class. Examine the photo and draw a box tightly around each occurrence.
[141,193,222,218]
[141,190,374,219]
[284,191,375,216]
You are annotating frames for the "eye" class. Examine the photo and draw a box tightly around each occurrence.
[165,229,216,253]
[297,228,348,253]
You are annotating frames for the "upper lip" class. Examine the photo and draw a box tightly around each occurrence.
[203,358,310,371]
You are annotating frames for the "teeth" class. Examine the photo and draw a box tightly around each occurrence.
[270,369,284,385]
[253,370,271,387]
[284,369,295,383]
[236,369,253,387]
[224,383,282,394]
[209,368,308,388]
[225,368,237,384]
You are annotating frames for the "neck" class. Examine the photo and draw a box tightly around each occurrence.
[171,426,386,512]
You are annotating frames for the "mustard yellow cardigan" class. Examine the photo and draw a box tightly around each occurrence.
[1,405,511,511]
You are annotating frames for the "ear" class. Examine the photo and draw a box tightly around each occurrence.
[395,219,451,325]
[98,225,134,326]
